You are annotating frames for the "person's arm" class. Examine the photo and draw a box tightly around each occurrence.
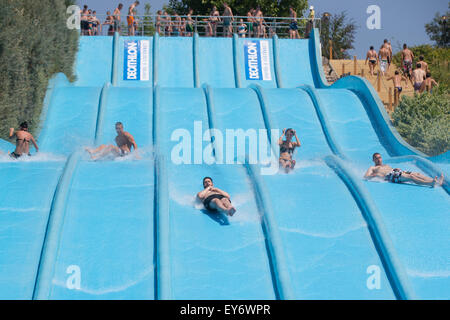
[211,187,230,199]
[293,130,301,147]
[125,132,138,150]
[278,129,286,145]
[364,167,375,179]
[9,128,15,139]
[365,52,369,64]
[30,135,39,152]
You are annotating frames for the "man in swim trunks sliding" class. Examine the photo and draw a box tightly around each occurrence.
[127,1,139,36]
[85,122,138,160]
[365,46,378,76]
[8,121,39,159]
[197,177,236,216]
[364,153,444,187]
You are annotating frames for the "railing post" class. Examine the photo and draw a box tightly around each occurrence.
[341,63,345,77]
[388,87,392,112]
[377,72,381,92]
[329,40,332,60]
[353,55,357,75]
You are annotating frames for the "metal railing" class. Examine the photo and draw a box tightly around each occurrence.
[79,14,321,38]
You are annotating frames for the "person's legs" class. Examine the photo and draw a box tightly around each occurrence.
[220,198,236,216]
[401,172,443,187]
[209,198,235,216]
[86,144,120,159]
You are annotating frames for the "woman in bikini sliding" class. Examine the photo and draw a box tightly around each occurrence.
[278,128,301,173]
[8,121,39,159]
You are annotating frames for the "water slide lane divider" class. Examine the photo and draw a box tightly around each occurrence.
[324,155,417,300]
[204,85,294,299]
[244,163,295,300]
[152,85,172,300]
[94,82,111,146]
[193,33,200,88]
[153,33,160,87]
[112,32,119,86]
[32,151,82,299]
[297,85,346,158]
[233,34,242,88]
[271,35,283,88]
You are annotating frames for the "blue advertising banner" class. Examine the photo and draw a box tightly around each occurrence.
[123,40,150,81]
[243,40,272,81]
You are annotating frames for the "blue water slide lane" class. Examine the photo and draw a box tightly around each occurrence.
[158,37,194,87]
[73,36,113,87]
[307,29,449,298]
[197,36,236,88]
[251,86,396,299]
[156,86,277,299]
[34,80,155,299]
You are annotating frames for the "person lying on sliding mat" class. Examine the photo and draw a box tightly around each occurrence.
[197,177,236,216]
[364,152,444,187]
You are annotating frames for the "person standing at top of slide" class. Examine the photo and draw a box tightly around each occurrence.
[289,7,300,39]
[127,1,140,36]
[222,3,234,38]
[113,3,123,34]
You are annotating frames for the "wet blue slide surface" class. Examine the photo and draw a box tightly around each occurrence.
[0,31,447,299]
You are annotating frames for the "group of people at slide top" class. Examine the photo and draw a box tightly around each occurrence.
[366,41,439,96]
[82,2,140,36]
[81,2,316,38]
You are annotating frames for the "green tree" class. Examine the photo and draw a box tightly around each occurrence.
[0,0,78,138]
[141,3,155,36]
[425,4,449,48]
[320,11,357,59]
[164,0,308,17]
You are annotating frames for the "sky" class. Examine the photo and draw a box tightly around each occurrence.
[76,0,449,58]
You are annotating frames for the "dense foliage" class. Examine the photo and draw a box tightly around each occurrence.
[392,91,450,156]
[0,0,79,138]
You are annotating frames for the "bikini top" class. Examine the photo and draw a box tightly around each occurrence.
[280,143,294,154]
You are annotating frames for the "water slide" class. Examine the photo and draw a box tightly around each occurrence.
[0,30,448,299]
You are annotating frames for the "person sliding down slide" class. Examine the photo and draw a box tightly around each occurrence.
[8,121,39,159]
[279,128,301,173]
[197,177,236,216]
[85,122,138,160]
[364,153,444,187]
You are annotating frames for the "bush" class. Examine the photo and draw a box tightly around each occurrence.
[0,0,79,139]
[392,90,450,156]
